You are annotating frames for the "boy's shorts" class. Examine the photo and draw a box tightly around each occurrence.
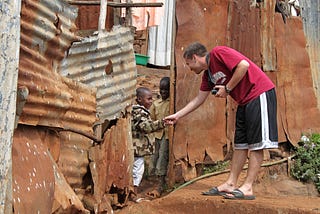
[234,88,278,151]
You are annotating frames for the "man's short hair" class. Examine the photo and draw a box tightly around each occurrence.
[183,42,207,59]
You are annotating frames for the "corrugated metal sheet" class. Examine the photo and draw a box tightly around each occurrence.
[0,0,21,212]
[300,0,320,108]
[18,0,97,134]
[57,132,93,188]
[20,0,79,60]
[60,26,137,122]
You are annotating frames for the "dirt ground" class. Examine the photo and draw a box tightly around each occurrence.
[136,65,171,97]
[117,164,320,214]
[121,65,320,214]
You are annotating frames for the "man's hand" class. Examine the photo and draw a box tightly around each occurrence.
[214,85,228,98]
[163,114,178,125]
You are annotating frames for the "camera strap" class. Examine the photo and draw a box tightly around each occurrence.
[206,54,215,86]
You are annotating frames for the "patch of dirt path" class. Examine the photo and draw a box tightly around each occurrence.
[136,65,170,98]
[116,165,320,214]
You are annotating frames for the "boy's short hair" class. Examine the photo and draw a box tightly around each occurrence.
[136,87,151,99]
[183,42,207,59]
[160,77,170,85]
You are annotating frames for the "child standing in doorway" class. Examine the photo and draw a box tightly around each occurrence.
[148,77,170,197]
[130,87,165,202]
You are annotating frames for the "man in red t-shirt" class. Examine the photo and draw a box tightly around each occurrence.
[164,42,278,200]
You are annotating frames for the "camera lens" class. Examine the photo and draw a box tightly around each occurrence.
[211,89,218,95]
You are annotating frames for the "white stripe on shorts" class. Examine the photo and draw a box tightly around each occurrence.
[260,92,269,143]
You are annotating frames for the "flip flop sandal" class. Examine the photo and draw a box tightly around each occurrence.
[202,187,229,196]
[135,197,150,203]
[223,189,256,200]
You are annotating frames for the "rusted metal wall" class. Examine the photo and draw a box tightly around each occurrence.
[88,115,132,212]
[13,114,132,213]
[299,1,320,108]
[57,132,94,188]
[228,0,262,66]
[174,0,229,180]
[75,4,115,31]
[0,0,21,212]
[274,14,320,144]
[13,126,56,213]
[19,0,97,134]
[226,1,288,144]
[260,0,277,72]
[13,0,98,213]
[174,0,320,180]
[12,0,136,213]
[60,26,137,123]
[12,126,90,213]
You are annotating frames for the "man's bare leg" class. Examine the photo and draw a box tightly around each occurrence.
[237,149,263,196]
[217,149,248,192]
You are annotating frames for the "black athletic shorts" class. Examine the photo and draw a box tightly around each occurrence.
[234,88,278,150]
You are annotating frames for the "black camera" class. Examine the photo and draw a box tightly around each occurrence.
[211,88,218,95]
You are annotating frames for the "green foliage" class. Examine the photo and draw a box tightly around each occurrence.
[291,133,320,193]
[202,161,230,175]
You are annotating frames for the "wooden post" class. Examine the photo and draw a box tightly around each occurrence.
[167,1,176,189]
[98,0,107,31]
[140,11,150,55]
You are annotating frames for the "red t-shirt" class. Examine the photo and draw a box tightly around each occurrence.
[200,46,275,105]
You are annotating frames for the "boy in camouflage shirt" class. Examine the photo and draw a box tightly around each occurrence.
[131,87,165,201]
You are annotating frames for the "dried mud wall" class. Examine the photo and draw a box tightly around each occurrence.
[174,0,320,180]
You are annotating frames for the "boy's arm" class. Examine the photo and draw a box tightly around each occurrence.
[149,103,156,120]
[138,112,164,134]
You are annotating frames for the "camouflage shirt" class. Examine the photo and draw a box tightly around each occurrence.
[132,104,165,157]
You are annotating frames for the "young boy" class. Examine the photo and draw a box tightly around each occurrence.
[130,87,165,202]
[149,77,170,197]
